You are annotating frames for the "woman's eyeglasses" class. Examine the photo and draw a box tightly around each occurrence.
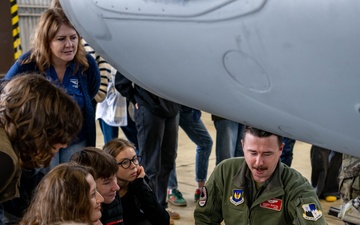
[118,155,142,169]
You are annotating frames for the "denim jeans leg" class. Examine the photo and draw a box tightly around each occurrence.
[59,140,86,163]
[120,115,139,153]
[49,140,87,170]
[168,165,178,189]
[179,109,213,182]
[98,119,119,144]
[214,119,238,165]
[281,137,295,166]
[48,151,60,171]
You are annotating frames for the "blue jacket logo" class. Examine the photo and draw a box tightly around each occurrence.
[70,79,79,88]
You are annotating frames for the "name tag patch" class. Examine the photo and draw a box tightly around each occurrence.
[260,198,282,211]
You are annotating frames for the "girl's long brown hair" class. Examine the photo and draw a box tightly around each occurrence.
[19,163,95,225]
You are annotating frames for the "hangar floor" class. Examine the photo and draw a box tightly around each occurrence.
[96,112,343,225]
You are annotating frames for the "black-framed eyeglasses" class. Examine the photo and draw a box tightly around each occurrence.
[118,155,142,169]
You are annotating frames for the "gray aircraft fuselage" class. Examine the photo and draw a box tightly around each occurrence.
[60,0,360,157]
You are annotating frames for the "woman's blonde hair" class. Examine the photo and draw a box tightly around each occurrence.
[26,7,88,74]
[0,74,82,168]
[19,163,95,225]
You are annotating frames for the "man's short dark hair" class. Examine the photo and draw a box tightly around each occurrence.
[243,126,283,147]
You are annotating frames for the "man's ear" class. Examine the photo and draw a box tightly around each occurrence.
[279,142,285,153]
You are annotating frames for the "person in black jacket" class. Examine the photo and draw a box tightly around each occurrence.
[104,138,170,225]
[115,73,180,220]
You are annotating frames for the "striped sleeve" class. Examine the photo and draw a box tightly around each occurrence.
[82,39,110,103]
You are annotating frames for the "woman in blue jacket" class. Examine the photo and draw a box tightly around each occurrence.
[5,7,100,168]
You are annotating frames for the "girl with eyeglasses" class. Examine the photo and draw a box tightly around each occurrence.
[103,138,170,225]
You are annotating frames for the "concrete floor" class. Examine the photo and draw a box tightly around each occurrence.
[96,112,343,225]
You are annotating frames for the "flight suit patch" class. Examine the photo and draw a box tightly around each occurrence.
[260,198,282,211]
[302,203,323,221]
[198,186,207,207]
[229,189,244,206]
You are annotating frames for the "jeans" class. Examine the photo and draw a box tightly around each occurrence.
[98,118,119,144]
[99,115,139,156]
[120,115,139,153]
[168,107,213,188]
[214,119,244,165]
[281,137,295,167]
[49,140,86,170]
[99,115,138,148]
[135,105,179,207]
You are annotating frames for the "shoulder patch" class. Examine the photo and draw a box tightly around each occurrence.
[260,198,282,211]
[229,189,244,206]
[302,203,323,221]
[198,186,207,207]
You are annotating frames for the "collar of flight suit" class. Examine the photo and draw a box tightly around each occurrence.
[231,159,286,207]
